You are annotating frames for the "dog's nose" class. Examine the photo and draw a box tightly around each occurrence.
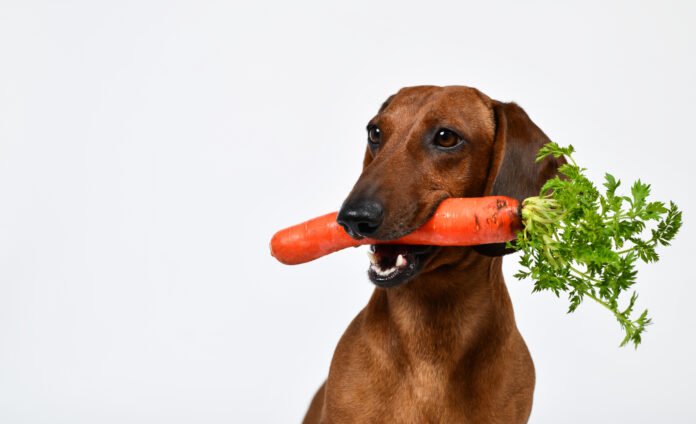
[337,199,384,239]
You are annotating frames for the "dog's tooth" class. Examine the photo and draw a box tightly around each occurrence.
[370,260,400,277]
[367,251,378,264]
[377,267,396,277]
[396,254,407,268]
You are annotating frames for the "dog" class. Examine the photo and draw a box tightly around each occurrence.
[303,85,564,423]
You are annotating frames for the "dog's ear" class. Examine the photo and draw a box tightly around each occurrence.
[484,101,563,201]
[475,101,564,257]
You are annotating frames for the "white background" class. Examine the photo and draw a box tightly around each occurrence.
[1,1,695,423]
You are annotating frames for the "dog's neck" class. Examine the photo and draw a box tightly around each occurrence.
[364,248,516,368]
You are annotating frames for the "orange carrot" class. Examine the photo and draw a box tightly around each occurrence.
[270,196,522,265]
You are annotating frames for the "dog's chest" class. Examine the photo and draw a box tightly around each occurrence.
[380,361,469,422]
[405,362,447,403]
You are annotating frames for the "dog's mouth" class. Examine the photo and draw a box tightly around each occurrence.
[367,244,435,288]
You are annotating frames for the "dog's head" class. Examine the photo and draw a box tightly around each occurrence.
[337,85,563,288]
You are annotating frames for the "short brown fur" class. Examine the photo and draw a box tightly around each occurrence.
[303,86,563,423]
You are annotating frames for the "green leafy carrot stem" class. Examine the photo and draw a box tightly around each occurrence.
[511,142,682,348]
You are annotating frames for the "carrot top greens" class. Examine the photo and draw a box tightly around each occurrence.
[513,143,682,347]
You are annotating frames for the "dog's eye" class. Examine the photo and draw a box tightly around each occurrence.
[433,129,463,149]
[367,125,381,146]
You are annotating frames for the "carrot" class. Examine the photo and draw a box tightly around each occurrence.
[270,196,522,265]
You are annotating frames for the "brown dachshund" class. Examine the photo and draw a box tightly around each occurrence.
[303,86,564,424]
